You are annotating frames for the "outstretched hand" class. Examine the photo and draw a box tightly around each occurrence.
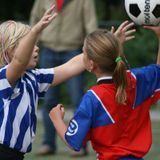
[32,5,57,34]
[111,21,136,44]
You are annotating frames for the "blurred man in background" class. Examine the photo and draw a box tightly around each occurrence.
[30,0,97,157]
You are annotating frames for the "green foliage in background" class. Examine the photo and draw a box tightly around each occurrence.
[95,0,126,20]
[124,27,158,67]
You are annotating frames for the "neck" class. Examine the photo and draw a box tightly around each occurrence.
[95,72,112,79]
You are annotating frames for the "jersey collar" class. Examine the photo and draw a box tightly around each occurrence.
[97,76,113,84]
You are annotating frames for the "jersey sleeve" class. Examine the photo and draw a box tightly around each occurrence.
[131,64,160,106]
[34,68,54,97]
[0,66,13,99]
[65,92,94,151]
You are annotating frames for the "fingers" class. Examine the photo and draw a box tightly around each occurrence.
[125,29,136,36]
[43,4,57,22]
[143,25,153,29]
[49,104,64,116]
[57,104,64,111]
[49,12,58,21]
[57,104,63,108]
[125,29,136,41]
[125,36,135,41]
[56,104,65,118]
[45,4,56,15]
[143,25,157,32]
[117,20,134,32]
[111,26,115,34]
[124,22,135,30]
[117,20,130,31]
[114,21,135,36]
[60,107,65,114]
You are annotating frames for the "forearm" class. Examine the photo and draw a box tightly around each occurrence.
[67,54,85,75]
[52,118,68,145]
[53,54,85,86]
[13,28,39,66]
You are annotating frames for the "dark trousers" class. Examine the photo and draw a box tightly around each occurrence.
[0,144,25,160]
[40,47,84,150]
[120,156,144,160]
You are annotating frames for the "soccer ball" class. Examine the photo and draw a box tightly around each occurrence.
[125,0,160,25]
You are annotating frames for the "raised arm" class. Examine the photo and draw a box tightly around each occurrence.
[52,54,85,86]
[7,5,57,86]
[144,26,160,64]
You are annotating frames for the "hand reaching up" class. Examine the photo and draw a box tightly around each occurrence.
[111,21,136,44]
[32,5,57,34]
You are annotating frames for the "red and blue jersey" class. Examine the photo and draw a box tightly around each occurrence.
[65,64,160,160]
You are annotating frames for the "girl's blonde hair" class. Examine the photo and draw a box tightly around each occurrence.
[84,30,128,104]
[0,21,30,66]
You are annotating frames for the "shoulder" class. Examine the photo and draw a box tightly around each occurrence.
[78,90,99,115]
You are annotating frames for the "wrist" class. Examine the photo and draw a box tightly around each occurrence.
[31,24,41,35]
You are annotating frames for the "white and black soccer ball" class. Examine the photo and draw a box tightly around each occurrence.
[125,0,160,25]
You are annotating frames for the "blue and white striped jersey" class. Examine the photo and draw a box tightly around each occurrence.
[0,66,54,153]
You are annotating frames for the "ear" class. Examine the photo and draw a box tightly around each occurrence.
[89,59,97,72]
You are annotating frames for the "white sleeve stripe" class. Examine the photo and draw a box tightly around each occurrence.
[0,79,11,90]
[38,83,51,92]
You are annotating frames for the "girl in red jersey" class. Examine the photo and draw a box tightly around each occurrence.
[49,25,160,160]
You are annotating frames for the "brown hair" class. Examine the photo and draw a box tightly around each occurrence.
[84,30,128,104]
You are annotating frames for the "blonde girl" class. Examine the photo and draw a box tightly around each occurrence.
[0,5,85,160]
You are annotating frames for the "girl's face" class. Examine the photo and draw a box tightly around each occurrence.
[27,45,39,69]
[7,44,39,69]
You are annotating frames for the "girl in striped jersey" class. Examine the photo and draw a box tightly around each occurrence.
[49,26,160,160]
[0,4,85,160]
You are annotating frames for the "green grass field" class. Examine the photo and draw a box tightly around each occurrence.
[25,117,160,160]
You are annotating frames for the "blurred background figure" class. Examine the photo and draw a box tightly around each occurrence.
[30,0,97,157]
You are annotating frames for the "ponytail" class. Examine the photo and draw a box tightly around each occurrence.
[113,56,128,104]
